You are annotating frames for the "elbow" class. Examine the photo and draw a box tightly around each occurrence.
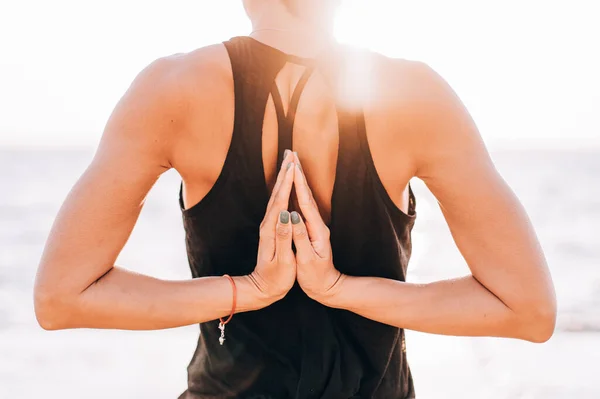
[517,301,557,343]
[33,287,73,331]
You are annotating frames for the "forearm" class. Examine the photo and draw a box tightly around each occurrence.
[324,274,549,342]
[35,266,269,331]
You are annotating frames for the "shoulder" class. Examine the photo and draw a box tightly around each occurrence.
[99,43,234,167]
[128,43,233,117]
[362,50,477,172]
[366,51,447,111]
[333,46,479,178]
[331,45,448,123]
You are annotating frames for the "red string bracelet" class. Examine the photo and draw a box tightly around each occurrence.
[218,274,237,345]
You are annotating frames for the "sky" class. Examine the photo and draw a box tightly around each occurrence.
[0,0,599,148]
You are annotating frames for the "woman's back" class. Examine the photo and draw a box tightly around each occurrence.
[177,35,417,399]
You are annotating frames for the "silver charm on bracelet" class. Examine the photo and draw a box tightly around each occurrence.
[218,321,226,345]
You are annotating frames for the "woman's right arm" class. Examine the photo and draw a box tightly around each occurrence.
[33,55,296,331]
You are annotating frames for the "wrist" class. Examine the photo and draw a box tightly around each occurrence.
[233,275,273,312]
[312,272,349,308]
[237,274,284,310]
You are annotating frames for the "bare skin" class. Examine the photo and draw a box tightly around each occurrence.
[33,5,556,343]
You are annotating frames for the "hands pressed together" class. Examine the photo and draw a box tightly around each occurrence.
[249,150,346,307]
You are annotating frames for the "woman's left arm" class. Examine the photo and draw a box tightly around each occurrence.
[293,62,557,343]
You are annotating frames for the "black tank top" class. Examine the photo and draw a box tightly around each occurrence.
[178,36,417,399]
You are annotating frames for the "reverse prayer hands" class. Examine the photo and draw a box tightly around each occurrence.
[289,152,346,303]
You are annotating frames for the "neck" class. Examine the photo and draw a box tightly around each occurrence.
[248,9,335,58]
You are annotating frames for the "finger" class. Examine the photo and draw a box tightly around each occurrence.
[290,211,315,263]
[292,157,328,240]
[258,158,295,256]
[267,150,292,209]
[274,210,294,263]
[266,150,294,212]
[293,152,317,203]
[265,157,295,222]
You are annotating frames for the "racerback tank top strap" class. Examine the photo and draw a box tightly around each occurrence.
[222,36,338,220]
[271,65,315,170]
[220,37,286,220]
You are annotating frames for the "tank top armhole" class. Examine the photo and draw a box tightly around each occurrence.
[355,112,417,222]
[179,40,241,218]
[408,181,417,216]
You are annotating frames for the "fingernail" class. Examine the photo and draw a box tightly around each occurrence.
[284,149,291,160]
[291,211,301,224]
[280,210,290,224]
[286,162,294,170]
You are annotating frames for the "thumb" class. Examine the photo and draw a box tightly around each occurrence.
[275,211,294,264]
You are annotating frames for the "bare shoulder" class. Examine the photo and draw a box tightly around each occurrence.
[367,52,454,126]
[363,52,427,101]
[178,43,235,119]
[365,51,483,178]
[99,43,233,169]
[341,50,440,178]
[127,43,232,121]
[161,44,235,172]
[167,43,234,98]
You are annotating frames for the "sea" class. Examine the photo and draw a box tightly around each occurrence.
[1,146,599,398]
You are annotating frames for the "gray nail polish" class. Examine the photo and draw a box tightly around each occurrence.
[280,211,290,224]
[291,211,301,225]
[287,162,294,170]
